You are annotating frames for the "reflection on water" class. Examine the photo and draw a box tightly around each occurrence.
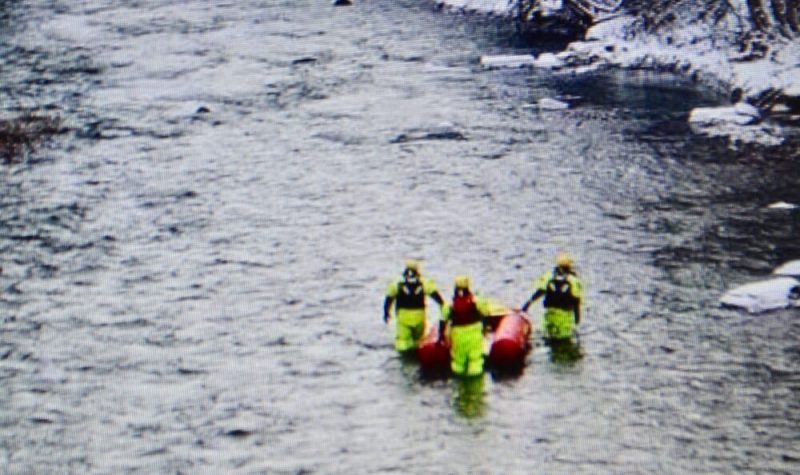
[452,375,486,419]
[547,338,583,366]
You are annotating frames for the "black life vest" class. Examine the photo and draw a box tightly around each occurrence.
[396,279,425,309]
[451,293,480,326]
[543,269,578,310]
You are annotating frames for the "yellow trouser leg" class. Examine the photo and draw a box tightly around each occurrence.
[449,323,484,376]
[543,308,575,340]
[395,308,426,352]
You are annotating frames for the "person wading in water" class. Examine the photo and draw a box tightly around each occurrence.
[521,252,583,341]
[383,259,445,352]
[438,275,494,377]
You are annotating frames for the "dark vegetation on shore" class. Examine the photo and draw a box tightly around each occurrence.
[0,111,63,164]
[1,0,64,164]
[510,0,799,44]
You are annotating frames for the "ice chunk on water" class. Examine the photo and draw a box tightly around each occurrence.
[720,277,800,313]
[774,260,800,278]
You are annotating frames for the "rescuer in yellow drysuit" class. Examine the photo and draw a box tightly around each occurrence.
[521,252,583,340]
[384,259,445,352]
[438,275,493,377]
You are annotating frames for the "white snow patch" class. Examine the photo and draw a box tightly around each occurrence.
[538,97,569,110]
[533,52,565,69]
[687,102,784,147]
[734,102,760,118]
[732,59,781,98]
[731,40,800,98]
[574,63,605,75]
[774,260,800,278]
[770,103,792,113]
[480,54,536,68]
[585,15,636,42]
[767,201,798,210]
[538,0,564,16]
[689,103,759,126]
[436,0,511,15]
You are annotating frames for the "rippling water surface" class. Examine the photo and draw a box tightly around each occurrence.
[1,1,799,473]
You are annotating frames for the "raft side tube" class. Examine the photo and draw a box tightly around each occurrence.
[488,310,532,371]
[416,324,451,377]
[417,310,532,376]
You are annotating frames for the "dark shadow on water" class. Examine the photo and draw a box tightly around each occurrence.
[451,374,486,419]
[419,366,452,381]
[554,70,725,120]
[396,350,452,383]
[488,348,532,381]
[418,0,570,56]
[0,112,63,164]
[489,364,525,381]
[546,338,583,366]
[397,349,420,379]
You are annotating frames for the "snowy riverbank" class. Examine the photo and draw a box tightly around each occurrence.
[434,0,800,146]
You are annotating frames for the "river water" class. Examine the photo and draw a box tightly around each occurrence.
[1,1,799,473]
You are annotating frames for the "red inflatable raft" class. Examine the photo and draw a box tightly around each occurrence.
[416,324,451,377]
[487,310,532,372]
[416,310,532,376]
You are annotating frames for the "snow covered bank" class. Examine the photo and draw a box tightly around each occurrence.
[434,1,800,146]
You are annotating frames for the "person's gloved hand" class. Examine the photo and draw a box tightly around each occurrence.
[437,321,446,345]
[383,312,390,323]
